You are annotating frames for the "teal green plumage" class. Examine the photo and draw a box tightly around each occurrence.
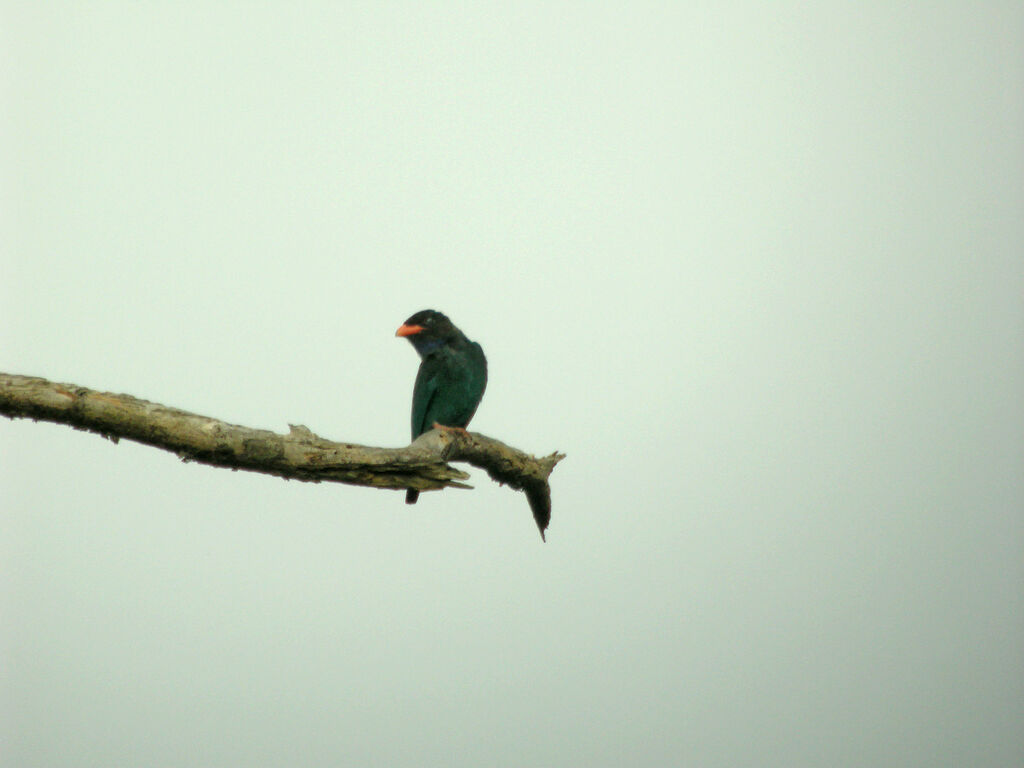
[410,339,487,441]
[396,310,487,504]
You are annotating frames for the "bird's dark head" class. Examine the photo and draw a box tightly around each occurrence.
[396,309,459,356]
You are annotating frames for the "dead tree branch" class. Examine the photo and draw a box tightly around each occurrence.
[0,373,563,539]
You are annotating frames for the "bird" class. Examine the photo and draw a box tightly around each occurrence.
[396,310,487,504]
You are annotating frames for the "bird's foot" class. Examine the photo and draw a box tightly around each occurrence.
[433,422,469,435]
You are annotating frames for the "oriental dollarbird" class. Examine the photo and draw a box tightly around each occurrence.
[396,310,488,504]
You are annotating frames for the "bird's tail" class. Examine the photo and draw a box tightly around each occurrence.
[406,489,419,504]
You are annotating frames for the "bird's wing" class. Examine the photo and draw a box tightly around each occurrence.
[410,363,440,439]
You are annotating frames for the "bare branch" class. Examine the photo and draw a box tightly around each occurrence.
[0,373,564,539]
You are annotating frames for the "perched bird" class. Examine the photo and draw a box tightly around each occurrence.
[396,310,487,504]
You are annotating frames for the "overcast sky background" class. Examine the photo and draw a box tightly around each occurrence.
[2,3,1022,766]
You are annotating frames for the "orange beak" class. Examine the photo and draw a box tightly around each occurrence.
[395,323,424,337]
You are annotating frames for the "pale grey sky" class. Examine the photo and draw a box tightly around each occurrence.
[2,3,1022,766]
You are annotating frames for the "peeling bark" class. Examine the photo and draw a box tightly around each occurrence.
[0,373,563,539]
